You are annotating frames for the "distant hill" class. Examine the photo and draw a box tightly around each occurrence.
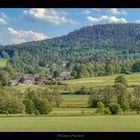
[1,23,140,76]
[7,23,140,51]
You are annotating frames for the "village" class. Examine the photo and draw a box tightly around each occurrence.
[10,71,73,85]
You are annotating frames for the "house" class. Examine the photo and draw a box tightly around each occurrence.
[23,80,33,85]
[10,80,18,85]
[59,71,71,80]
[36,80,44,85]
[34,73,40,79]
[59,71,71,77]
[23,74,35,84]
[45,74,52,80]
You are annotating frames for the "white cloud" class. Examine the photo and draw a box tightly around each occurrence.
[0,12,8,25]
[82,10,91,15]
[0,18,7,25]
[92,8,100,11]
[0,27,48,45]
[23,8,77,25]
[87,15,127,25]
[108,8,120,16]
[108,8,128,16]
[135,20,140,23]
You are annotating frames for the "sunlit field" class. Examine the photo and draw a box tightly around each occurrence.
[0,115,140,132]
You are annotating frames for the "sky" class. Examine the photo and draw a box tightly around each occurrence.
[0,8,140,45]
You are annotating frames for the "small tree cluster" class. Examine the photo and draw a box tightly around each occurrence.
[74,86,89,95]
[130,86,140,114]
[0,89,24,114]
[23,88,52,115]
[42,87,63,107]
[88,76,130,114]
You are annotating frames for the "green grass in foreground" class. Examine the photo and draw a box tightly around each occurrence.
[0,115,140,132]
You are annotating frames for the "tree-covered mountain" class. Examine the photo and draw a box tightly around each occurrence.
[1,23,140,79]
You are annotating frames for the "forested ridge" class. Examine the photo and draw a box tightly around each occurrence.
[1,23,140,80]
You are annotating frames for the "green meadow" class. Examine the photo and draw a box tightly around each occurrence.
[1,73,140,131]
[0,115,140,132]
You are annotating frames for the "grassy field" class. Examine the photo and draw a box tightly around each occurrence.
[11,73,140,93]
[48,107,96,116]
[63,73,140,87]
[61,95,89,108]
[1,73,140,132]
[0,115,140,132]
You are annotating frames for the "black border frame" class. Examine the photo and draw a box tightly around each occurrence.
[0,0,140,8]
[0,0,140,139]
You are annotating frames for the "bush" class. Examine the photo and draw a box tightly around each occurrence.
[23,88,52,115]
[113,83,128,109]
[114,75,127,87]
[88,97,99,108]
[104,107,110,114]
[108,103,121,114]
[52,88,63,107]
[96,102,105,114]
[130,99,140,114]
[34,98,52,114]
[23,99,35,114]
[132,61,140,72]
[74,86,88,95]
[35,110,39,116]
[0,89,24,114]
[0,71,11,87]
[7,96,24,114]
[88,88,101,108]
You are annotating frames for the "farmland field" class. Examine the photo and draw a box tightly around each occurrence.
[0,115,140,132]
[11,73,140,93]
[1,73,140,132]
[63,73,140,87]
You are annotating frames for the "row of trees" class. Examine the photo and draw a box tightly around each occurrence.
[72,60,140,79]
[0,87,63,115]
[88,76,140,114]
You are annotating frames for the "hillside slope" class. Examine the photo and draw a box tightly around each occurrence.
[1,23,140,76]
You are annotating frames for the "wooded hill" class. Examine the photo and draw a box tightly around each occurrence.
[1,23,140,79]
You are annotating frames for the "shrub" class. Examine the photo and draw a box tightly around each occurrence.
[108,103,121,114]
[34,98,52,114]
[75,86,88,95]
[52,88,63,107]
[0,89,24,114]
[132,61,140,72]
[96,102,105,114]
[113,83,128,110]
[114,75,127,87]
[130,99,140,114]
[23,99,35,114]
[23,88,52,115]
[88,97,99,108]
[104,107,110,114]
[35,110,39,116]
